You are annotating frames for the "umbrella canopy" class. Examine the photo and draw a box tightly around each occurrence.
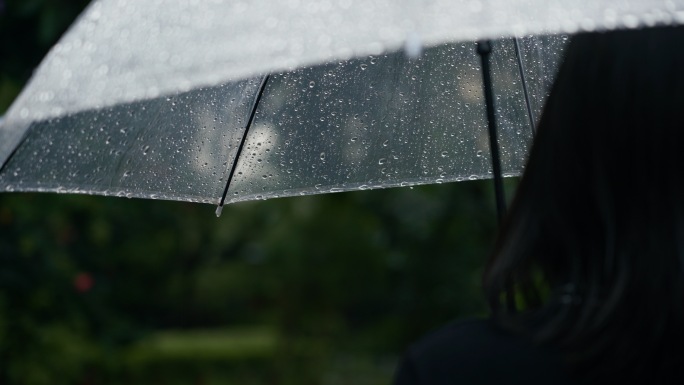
[0,0,681,207]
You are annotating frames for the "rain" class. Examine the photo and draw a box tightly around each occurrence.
[1,0,683,384]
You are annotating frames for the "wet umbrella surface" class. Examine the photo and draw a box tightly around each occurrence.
[0,0,682,211]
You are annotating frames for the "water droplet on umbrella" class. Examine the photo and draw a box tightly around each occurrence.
[404,31,423,58]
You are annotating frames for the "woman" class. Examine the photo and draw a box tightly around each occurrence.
[393,26,684,385]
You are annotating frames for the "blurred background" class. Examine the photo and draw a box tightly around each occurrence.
[0,1,516,384]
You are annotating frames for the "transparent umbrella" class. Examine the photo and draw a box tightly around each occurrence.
[0,0,681,215]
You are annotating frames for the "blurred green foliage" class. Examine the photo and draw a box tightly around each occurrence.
[0,1,515,384]
[0,186,502,384]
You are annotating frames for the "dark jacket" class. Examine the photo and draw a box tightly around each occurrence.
[392,318,577,385]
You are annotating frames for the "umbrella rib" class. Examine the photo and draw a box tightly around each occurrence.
[0,116,28,175]
[217,75,271,210]
[477,40,507,223]
[513,37,537,136]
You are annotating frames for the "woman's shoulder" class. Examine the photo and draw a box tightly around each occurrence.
[393,317,577,385]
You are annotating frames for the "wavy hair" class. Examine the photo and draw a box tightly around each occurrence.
[484,26,684,382]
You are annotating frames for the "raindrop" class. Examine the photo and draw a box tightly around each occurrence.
[309,81,316,88]
[382,140,389,147]
[320,152,326,161]
[378,158,387,165]
[215,206,223,217]
[476,150,483,157]
[404,31,423,58]
[622,14,640,29]
[360,64,368,70]
[142,145,150,155]
[441,151,449,158]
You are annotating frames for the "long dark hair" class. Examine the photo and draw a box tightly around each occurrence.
[484,26,684,382]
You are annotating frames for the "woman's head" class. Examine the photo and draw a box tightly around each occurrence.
[484,26,684,379]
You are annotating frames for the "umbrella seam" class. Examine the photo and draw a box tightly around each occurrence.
[218,75,271,208]
[0,123,31,175]
[513,37,537,136]
[477,40,507,222]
